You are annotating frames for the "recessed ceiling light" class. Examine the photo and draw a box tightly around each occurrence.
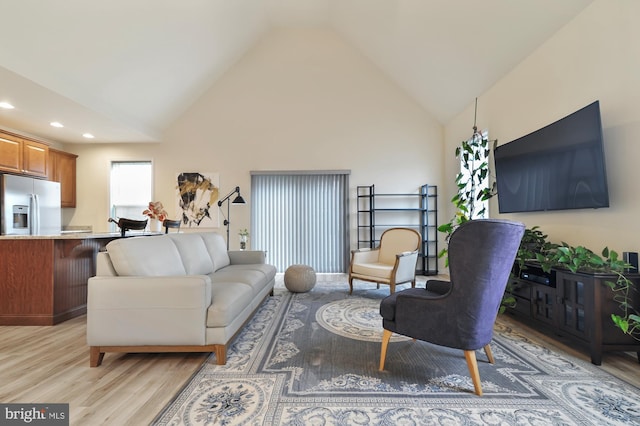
[50,121,64,128]
[0,102,15,109]
[82,133,95,139]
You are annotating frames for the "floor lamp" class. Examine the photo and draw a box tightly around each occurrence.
[218,186,246,249]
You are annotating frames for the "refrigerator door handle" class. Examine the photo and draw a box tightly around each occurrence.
[31,193,40,235]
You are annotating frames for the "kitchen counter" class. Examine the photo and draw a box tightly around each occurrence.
[0,233,126,325]
[0,231,160,240]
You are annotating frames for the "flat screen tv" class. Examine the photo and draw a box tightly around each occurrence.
[494,100,609,213]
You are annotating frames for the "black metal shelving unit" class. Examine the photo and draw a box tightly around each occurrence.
[356,184,438,275]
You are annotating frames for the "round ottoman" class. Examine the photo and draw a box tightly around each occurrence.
[284,264,316,293]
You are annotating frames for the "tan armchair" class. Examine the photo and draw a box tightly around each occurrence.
[348,227,421,294]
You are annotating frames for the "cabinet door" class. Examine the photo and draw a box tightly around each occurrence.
[22,140,48,177]
[0,134,23,173]
[48,149,77,208]
[57,152,77,208]
[532,284,555,325]
[556,272,591,339]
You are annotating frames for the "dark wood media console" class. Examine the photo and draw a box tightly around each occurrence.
[506,264,640,365]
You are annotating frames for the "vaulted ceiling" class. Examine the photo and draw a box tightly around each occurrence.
[0,0,594,144]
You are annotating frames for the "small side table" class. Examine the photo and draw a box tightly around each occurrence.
[284,264,316,293]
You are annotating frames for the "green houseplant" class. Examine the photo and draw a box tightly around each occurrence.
[438,124,518,313]
[437,130,497,261]
[515,226,558,273]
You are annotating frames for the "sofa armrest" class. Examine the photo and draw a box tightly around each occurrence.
[87,275,212,346]
[228,250,266,265]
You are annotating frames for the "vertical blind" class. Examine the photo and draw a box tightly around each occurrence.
[251,171,350,273]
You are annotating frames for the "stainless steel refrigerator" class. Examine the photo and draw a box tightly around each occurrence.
[0,174,61,235]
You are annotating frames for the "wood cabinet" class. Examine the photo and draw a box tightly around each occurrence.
[0,131,48,177]
[0,129,78,207]
[506,265,640,365]
[23,139,48,177]
[0,236,119,325]
[48,148,78,207]
[0,133,22,173]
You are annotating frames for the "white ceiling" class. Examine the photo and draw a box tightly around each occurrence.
[0,0,594,144]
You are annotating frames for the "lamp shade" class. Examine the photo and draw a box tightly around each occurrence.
[232,194,246,204]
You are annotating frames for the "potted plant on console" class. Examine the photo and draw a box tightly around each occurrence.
[532,240,640,341]
[509,229,640,364]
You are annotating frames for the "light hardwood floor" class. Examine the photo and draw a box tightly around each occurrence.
[1,311,638,425]
[0,315,208,425]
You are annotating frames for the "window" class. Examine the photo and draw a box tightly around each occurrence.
[251,171,350,273]
[109,161,152,230]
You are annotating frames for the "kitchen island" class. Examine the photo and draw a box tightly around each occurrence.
[0,233,127,325]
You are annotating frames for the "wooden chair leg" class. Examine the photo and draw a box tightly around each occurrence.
[464,350,483,396]
[348,275,354,295]
[379,329,393,371]
[484,344,495,364]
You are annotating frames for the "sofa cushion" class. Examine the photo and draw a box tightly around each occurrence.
[198,232,231,271]
[106,236,187,276]
[167,233,214,275]
[210,264,276,292]
[206,281,254,327]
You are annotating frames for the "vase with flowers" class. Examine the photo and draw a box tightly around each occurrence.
[143,201,168,233]
[238,228,249,250]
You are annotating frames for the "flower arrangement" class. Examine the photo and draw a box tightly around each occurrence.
[143,201,168,221]
[239,229,249,250]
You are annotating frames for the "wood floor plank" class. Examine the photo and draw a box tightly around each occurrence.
[0,316,207,425]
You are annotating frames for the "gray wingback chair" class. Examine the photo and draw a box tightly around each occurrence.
[378,219,525,396]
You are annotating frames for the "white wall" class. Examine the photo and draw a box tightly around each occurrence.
[444,0,640,254]
[66,28,443,251]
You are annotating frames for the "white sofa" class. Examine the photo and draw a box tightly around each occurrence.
[86,232,276,367]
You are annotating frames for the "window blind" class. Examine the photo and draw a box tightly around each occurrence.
[109,161,152,229]
[251,171,350,273]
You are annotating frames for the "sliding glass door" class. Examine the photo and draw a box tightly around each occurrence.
[251,171,350,273]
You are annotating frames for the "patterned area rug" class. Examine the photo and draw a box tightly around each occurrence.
[153,280,640,425]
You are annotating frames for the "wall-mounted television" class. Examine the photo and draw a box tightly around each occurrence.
[494,100,609,213]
